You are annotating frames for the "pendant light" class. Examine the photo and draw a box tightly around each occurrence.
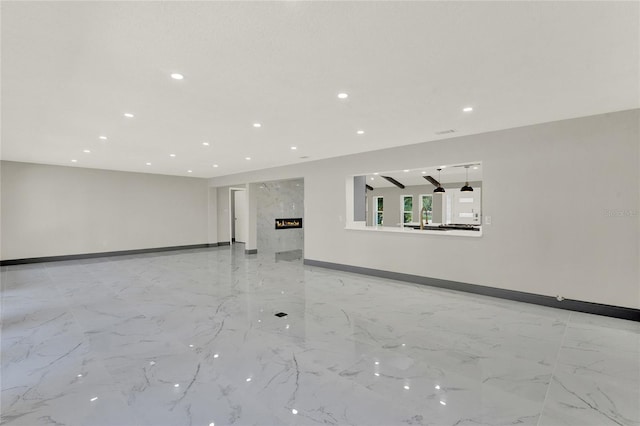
[434,168,445,193]
[461,165,473,192]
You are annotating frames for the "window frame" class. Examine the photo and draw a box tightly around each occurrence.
[401,194,414,225]
[373,196,384,226]
[419,194,433,224]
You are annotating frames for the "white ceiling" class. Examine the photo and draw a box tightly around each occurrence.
[366,163,482,189]
[2,1,638,178]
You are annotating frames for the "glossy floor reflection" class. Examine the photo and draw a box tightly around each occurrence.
[2,246,638,426]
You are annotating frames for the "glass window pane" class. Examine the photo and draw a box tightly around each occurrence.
[404,196,412,211]
[422,196,432,210]
[403,212,412,223]
[377,197,383,211]
[377,212,383,225]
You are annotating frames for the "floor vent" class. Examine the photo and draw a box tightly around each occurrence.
[436,129,455,135]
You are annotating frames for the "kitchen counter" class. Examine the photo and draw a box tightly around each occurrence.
[345,223,483,237]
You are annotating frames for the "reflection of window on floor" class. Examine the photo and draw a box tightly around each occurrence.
[373,196,384,225]
[402,195,413,224]
[419,194,433,223]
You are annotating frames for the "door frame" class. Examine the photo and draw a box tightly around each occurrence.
[229,187,247,245]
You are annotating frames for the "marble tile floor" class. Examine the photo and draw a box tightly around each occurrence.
[1,245,638,426]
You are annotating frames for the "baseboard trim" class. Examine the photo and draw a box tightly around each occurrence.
[1,243,221,266]
[217,241,231,246]
[303,259,639,322]
[245,249,258,255]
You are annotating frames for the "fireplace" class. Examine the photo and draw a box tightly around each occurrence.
[275,218,302,229]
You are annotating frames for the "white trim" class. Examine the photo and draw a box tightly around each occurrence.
[400,194,414,226]
[229,187,246,245]
[373,196,384,226]
[418,193,433,225]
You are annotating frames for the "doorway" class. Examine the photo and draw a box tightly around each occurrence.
[229,188,248,244]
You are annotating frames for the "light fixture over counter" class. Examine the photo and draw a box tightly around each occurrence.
[461,165,473,192]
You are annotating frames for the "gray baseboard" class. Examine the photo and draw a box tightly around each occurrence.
[1,243,221,266]
[217,241,231,246]
[245,249,258,254]
[303,259,639,322]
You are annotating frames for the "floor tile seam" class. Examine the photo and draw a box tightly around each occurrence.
[38,266,88,339]
[39,264,126,388]
[535,311,572,426]
[5,268,120,411]
[44,257,132,298]
[214,348,434,418]
[78,257,199,315]
[114,257,220,282]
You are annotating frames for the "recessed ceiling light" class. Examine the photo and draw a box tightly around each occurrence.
[246,377,252,382]
[370,177,374,181]
[71,159,77,163]
[440,166,447,169]
[146,162,151,166]
[373,172,379,175]
[290,146,297,150]
[440,401,447,406]
[174,384,180,388]
[245,157,251,160]
[213,164,219,168]
[291,409,298,415]
[123,113,134,118]
[403,169,409,172]
[421,171,426,174]
[357,130,364,135]
[187,170,192,173]
[473,166,478,170]
[337,93,348,99]
[202,142,210,146]
[98,136,107,140]
[170,73,184,80]
[253,123,261,128]
[463,107,473,112]
[83,149,91,153]
[404,385,410,390]
[169,154,176,158]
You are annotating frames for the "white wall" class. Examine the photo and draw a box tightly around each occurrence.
[208,187,218,244]
[210,110,640,309]
[1,161,209,259]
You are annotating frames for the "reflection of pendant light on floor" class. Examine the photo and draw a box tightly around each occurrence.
[434,168,445,193]
[461,165,474,192]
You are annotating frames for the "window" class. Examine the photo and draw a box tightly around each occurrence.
[402,195,413,224]
[373,196,384,225]
[419,194,433,224]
